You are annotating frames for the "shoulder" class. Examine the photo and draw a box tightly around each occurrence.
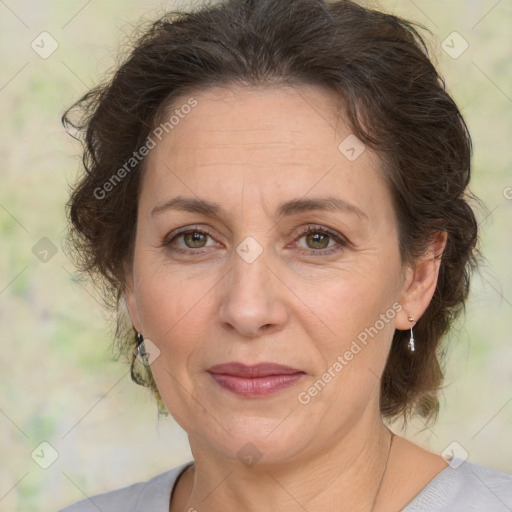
[58,462,192,512]
[404,458,512,512]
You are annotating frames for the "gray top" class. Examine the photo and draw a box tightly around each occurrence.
[59,458,512,512]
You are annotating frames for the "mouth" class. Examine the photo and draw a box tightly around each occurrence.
[207,362,306,397]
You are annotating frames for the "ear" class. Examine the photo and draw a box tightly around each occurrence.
[395,231,447,330]
[123,263,143,334]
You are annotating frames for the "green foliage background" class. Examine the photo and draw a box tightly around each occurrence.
[0,1,511,510]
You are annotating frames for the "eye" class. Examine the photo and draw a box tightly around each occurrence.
[294,225,347,255]
[180,231,210,249]
[162,226,219,254]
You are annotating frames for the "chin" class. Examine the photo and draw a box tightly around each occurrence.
[195,413,314,468]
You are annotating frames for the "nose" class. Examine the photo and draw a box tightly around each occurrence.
[218,249,289,339]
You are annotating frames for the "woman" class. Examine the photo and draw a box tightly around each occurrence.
[59,0,512,510]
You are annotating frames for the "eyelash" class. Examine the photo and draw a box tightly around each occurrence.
[161,225,347,257]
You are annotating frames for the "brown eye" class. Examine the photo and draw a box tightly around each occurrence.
[162,227,219,254]
[303,231,331,250]
[183,231,208,248]
[294,226,347,256]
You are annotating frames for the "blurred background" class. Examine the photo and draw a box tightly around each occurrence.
[0,0,511,510]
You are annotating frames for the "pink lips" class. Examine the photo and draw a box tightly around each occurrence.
[207,362,305,397]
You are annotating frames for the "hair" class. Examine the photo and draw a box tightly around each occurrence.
[62,0,480,422]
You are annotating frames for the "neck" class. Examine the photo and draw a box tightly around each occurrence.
[174,418,395,512]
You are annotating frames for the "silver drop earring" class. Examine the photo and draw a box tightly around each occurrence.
[135,332,147,360]
[131,332,147,383]
[407,317,416,352]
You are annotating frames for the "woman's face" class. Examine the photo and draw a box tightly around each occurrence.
[125,84,416,464]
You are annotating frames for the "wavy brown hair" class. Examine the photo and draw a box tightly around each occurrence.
[63,0,480,421]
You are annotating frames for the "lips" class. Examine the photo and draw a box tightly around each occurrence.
[207,362,305,397]
[208,362,303,377]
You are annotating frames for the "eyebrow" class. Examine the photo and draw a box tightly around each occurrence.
[151,195,368,221]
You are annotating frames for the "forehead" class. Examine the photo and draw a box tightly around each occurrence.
[157,83,345,156]
[140,84,390,222]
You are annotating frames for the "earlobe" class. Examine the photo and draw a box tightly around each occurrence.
[395,231,447,331]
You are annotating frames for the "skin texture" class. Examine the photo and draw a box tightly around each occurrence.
[124,84,448,512]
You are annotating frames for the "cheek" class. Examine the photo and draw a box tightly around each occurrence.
[303,264,399,342]
[296,261,401,407]
[133,254,214,335]
[132,256,222,389]
[296,281,397,413]
[133,262,210,418]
